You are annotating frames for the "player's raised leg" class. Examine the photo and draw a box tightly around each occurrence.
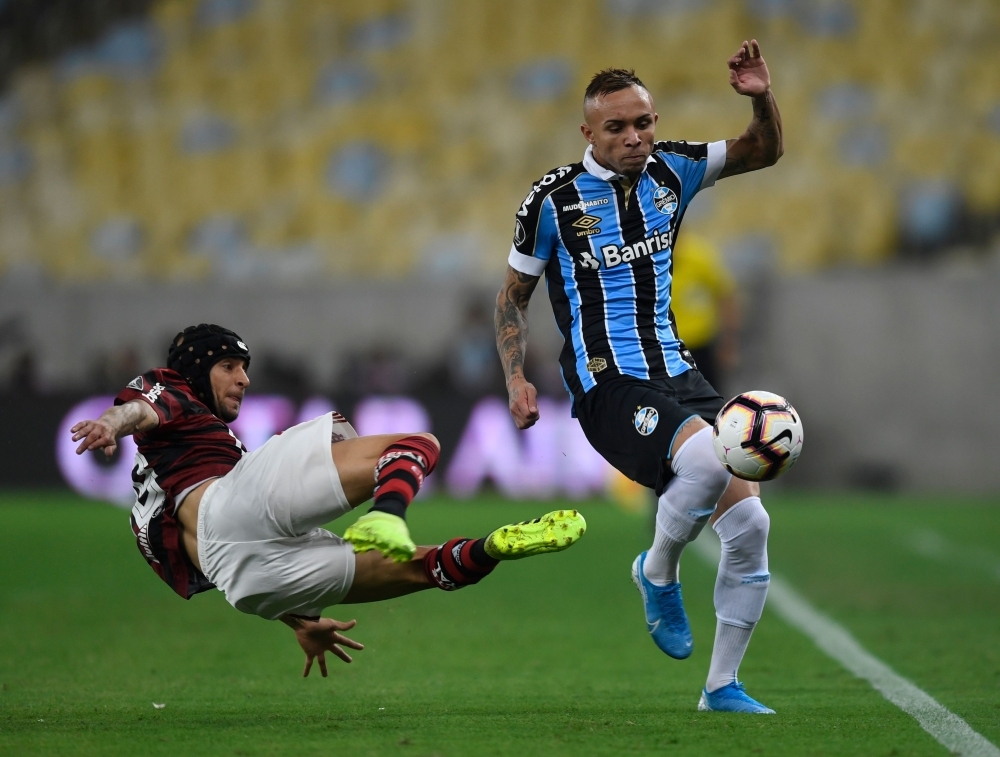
[698,475,774,714]
[336,433,441,562]
[286,508,586,676]
[634,417,730,659]
[341,508,588,602]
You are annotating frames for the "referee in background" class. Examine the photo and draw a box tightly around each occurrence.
[671,233,742,392]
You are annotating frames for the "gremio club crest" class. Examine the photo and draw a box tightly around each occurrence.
[634,406,659,436]
[653,186,678,216]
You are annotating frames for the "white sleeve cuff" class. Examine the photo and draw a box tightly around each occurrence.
[701,140,727,190]
[507,245,547,277]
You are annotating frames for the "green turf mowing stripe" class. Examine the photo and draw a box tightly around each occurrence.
[693,533,1000,757]
[0,494,978,756]
[905,528,1000,583]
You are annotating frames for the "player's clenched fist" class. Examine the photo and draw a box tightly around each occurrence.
[507,376,540,430]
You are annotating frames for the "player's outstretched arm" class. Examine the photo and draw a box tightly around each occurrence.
[279,615,365,677]
[71,400,159,457]
[718,39,783,179]
[495,265,541,429]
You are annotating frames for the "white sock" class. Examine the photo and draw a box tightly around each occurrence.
[705,621,754,692]
[643,427,731,586]
[706,496,770,693]
[645,528,688,584]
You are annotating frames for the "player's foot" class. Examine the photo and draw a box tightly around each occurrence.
[343,511,416,563]
[631,551,693,659]
[484,509,586,560]
[697,682,775,714]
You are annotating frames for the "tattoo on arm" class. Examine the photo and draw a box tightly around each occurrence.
[495,268,540,385]
[101,400,158,438]
[748,89,782,161]
[721,89,783,178]
[723,144,751,176]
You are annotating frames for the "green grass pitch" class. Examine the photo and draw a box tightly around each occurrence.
[1,491,998,756]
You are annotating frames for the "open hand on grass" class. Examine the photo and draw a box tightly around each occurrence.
[281,616,365,677]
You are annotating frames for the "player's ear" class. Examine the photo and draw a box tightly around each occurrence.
[581,122,594,143]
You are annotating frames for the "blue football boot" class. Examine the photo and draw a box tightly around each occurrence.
[698,681,775,714]
[631,551,693,659]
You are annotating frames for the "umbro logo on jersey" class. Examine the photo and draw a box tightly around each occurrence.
[572,214,601,237]
[127,376,144,391]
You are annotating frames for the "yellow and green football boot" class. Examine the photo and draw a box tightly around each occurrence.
[344,511,416,563]
[484,509,587,560]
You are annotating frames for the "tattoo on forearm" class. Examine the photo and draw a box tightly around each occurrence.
[748,89,782,161]
[103,401,150,437]
[724,89,783,177]
[495,270,539,385]
[724,151,751,175]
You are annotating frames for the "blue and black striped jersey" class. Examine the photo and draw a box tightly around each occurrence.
[509,140,726,405]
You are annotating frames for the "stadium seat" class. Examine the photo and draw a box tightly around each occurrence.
[1,0,997,281]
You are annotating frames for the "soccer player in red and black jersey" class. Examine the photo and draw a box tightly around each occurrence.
[72,324,586,677]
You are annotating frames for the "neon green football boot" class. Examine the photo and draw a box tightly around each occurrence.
[484,509,587,560]
[344,511,416,563]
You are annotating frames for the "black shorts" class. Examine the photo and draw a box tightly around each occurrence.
[576,371,725,495]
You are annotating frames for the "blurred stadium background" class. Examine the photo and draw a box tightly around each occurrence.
[0,0,999,498]
[2,4,1000,755]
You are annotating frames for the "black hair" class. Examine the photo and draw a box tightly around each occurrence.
[584,68,648,103]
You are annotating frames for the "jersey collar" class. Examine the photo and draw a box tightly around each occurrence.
[583,144,656,181]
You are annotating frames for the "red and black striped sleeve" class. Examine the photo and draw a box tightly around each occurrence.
[114,368,196,429]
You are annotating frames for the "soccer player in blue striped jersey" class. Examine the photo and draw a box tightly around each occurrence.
[495,41,783,714]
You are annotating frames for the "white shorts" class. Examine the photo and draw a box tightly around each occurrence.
[197,412,360,620]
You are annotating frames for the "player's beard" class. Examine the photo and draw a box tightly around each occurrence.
[216,397,241,423]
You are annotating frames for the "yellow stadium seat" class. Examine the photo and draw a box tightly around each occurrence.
[1,0,996,282]
[962,133,1000,213]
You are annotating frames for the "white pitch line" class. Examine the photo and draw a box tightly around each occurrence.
[692,535,1000,757]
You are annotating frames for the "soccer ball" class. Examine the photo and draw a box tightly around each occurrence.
[712,391,803,481]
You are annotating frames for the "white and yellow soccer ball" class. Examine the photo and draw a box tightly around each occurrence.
[712,391,803,481]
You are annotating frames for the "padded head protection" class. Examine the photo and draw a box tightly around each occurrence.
[166,324,250,413]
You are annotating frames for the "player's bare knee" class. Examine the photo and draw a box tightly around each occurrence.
[719,476,760,510]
